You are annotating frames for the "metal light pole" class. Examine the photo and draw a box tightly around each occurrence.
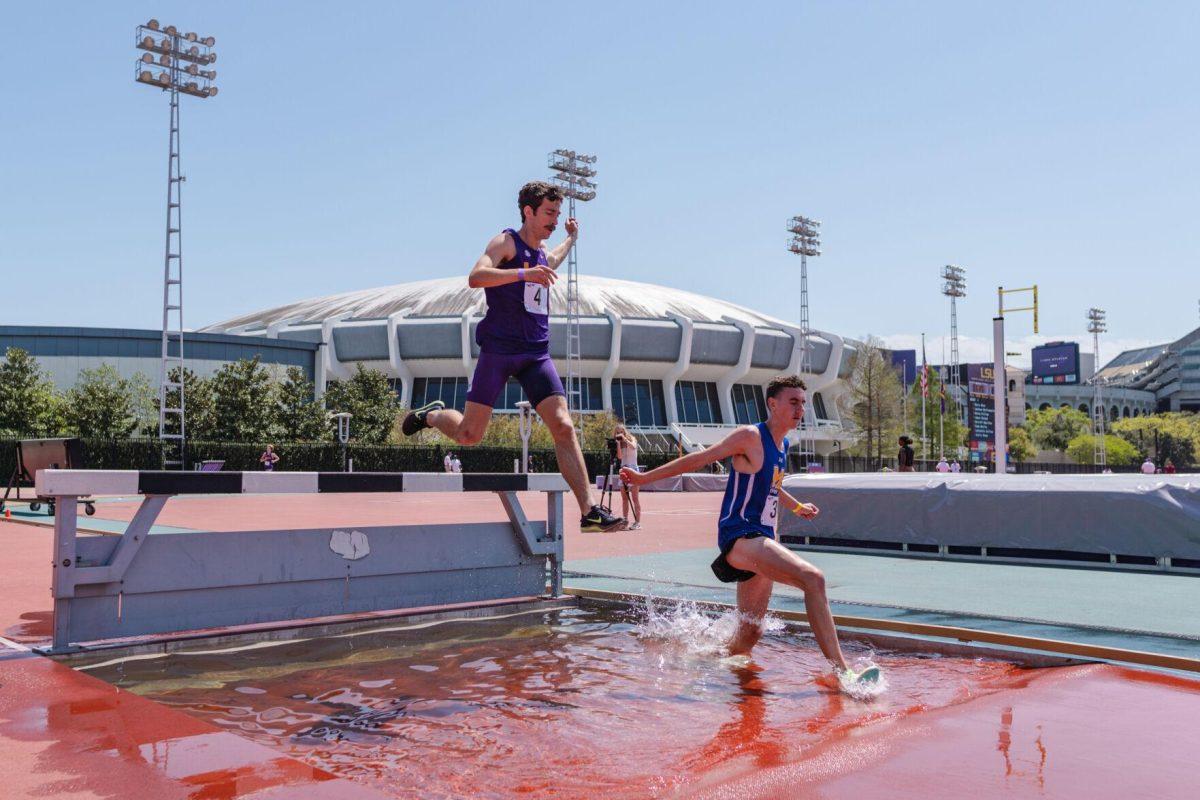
[332,413,352,472]
[548,149,597,431]
[787,215,821,468]
[134,19,218,469]
[1088,308,1108,468]
[941,265,967,430]
[994,285,1039,474]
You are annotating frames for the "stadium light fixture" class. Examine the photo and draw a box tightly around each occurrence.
[787,216,821,468]
[1087,308,1108,467]
[547,149,598,429]
[134,19,219,469]
[941,265,967,432]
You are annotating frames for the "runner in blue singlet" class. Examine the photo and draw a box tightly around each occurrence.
[400,181,622,532]
[621,375,880,687]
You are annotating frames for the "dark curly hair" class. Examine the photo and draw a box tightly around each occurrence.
[766,374,807,400]
[518,181,563,223]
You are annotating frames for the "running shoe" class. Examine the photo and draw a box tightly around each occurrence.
[841,665,882,684]
[581,505,625,532]
[629,521,642,530]
[401,400,444,436]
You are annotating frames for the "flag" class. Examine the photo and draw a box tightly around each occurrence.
[939,381,946,414]
[920,339,929,400]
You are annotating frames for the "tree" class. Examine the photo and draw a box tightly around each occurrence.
[1023,406,1091,452]
[841,337,904,467]
[127,372,159,437]
[208,357,280,442]
[1112,413,1198,469]
[64,365,138,438]
[323,364,399,444]
[0,347,64,436]
[276,367,330,442]
[159,366,216,441]
[1007,426,1036,462]
[1066,433,1139,466]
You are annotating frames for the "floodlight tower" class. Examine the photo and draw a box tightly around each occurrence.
[1087,308,1108,468]
[548,149,597,425]
[941,265,967,426]
[787,215,821,466]
[134,19,218,469]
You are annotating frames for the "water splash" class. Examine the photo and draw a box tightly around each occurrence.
[631,594,784,657]
[631,593,886,700]
[836,656,889,701]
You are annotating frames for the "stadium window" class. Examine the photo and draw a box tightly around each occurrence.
[612,378,666,427]
[410,377,468,411]
[731,383,767,424]
[812,391,829,421]
[674,381,723,424]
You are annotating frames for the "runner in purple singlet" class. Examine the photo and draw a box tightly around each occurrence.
[401,181,624,532]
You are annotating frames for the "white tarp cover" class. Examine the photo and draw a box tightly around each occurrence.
[779,473,1200,558]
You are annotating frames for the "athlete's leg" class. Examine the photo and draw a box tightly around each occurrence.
[727,573,773,656]
[417,352,510,444]
[425,401,493,446]
[726,536,847,669]
[534,393,594,516]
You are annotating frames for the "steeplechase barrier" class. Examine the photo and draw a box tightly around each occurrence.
[34,470,567,653]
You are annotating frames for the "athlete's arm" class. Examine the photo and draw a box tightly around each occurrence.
[621,426,758,486]
[468,233,557,288]
[779,486,819,519]
[545,218,578,270]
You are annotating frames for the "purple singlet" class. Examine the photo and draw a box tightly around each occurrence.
[465,228,565,410]
[474,228,550,355]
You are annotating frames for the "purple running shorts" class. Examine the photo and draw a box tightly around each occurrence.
[466,350,565,409]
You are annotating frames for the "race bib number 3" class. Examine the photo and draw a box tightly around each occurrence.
[760,493,779,529]
[523,280,549,315]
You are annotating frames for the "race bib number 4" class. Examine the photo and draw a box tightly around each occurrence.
[523,280,549,315]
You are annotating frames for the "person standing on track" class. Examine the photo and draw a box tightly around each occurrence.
[621,375,878,685]
[401,181,623,532]
[614,423,642,530]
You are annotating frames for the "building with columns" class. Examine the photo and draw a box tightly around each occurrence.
[201,275,858,454]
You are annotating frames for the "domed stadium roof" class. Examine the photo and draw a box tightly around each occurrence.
[202,274,798,332]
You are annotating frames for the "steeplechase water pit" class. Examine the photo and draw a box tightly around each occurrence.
[3,469,1199,799]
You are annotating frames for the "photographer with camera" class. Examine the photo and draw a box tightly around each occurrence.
[613,424,642,530]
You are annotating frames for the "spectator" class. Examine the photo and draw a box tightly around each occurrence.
[1164,460,1176,474]
[950,460,962,473]
[259,444,280,472]
[444,452,453,473]
[1141,457,1156,475]
[451,454,463,473]
[897,436,915,472]
[935,456,950,473]
[613,423,642,530]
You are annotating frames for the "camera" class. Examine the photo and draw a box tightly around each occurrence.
[605,437,619,458]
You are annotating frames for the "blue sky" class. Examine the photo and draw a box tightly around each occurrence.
[3,2,1198,366]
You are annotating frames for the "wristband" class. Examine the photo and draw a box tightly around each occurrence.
[792,501,805,514]
[517,267,525,281]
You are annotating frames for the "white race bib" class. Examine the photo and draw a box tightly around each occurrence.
[523,281,549,315]
[760,492,779,529]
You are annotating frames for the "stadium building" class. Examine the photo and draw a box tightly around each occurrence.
[200,275,857,454]
[1092,326,1200,414]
